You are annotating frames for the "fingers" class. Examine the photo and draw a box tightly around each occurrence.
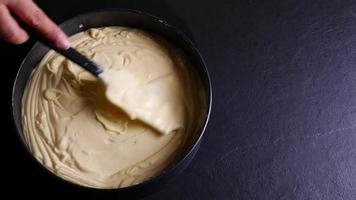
[0,4,28,44]
[8,0,70,49]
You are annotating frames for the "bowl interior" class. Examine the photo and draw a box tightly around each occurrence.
[12,9,212,190]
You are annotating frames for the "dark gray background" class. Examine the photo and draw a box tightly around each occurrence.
[2,0,356,199]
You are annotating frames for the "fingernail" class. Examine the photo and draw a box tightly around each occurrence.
[56,33,70,49]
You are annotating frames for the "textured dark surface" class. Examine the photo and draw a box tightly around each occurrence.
[2,0,356,199]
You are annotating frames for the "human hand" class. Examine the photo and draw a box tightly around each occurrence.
[0,0,69,49]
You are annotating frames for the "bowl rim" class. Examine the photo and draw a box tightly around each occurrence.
[11,8,212,191]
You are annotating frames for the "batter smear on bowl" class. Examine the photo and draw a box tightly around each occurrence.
[21,27,205,188]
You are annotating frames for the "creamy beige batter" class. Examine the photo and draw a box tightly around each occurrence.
[21,27,205,189]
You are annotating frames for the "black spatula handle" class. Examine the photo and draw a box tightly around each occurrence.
[20,21,103,76]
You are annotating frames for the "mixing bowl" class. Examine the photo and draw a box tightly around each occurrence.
[12,9,212,195]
